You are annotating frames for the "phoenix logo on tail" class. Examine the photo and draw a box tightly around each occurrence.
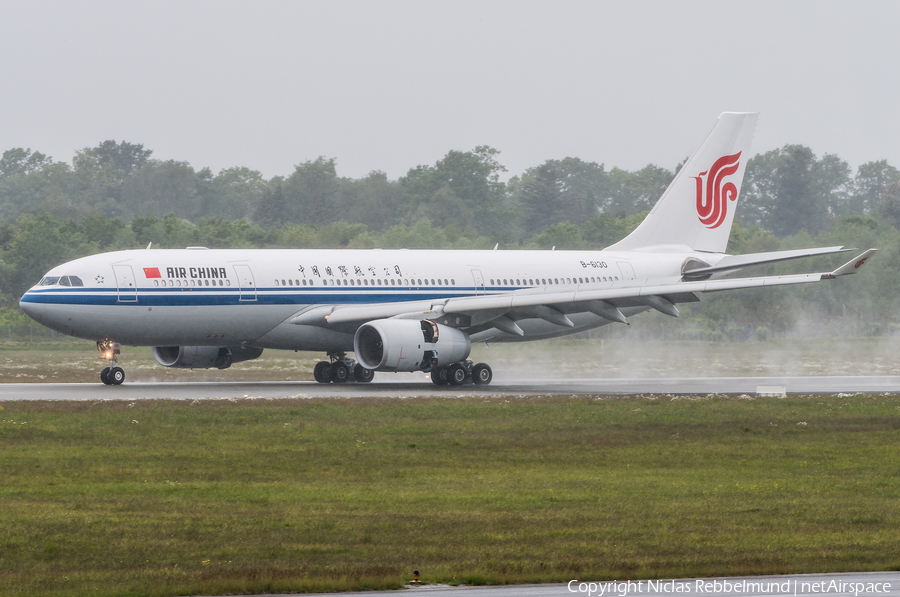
[694,151,742,229]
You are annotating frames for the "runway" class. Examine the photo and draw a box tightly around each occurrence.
[206,571,900,597]
[1,375,899,401]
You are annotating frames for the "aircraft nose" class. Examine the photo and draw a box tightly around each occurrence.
[19,290,49,325]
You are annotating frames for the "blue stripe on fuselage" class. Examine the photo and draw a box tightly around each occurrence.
[20,287,481,307]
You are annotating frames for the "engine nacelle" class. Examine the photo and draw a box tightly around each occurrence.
[354,319,470,372]
[152,346,264,370]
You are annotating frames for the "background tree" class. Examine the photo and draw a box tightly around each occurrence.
[72,141,152,216]
[741,145,850,236]
[282,157,341,226]
[603,165,673,216]
[853,160,900,215]
[254,181,287,230]
[340,171,403,233]
[518,162,565,235]
[201,166,268,221]
[121,160,201,220]
[400,146,508,235]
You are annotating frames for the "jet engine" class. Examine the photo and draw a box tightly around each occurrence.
[354,319,470,372]
[152,346,264,370]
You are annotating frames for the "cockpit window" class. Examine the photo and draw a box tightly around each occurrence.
[39,275,83,287]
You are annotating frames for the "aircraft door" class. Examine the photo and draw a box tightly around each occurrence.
[112,264,137,303]
[470,269,485,295]
[233,264,257,302]
[617,261,636,281]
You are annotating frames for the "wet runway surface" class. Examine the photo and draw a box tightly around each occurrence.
[201,571,900,597]
[1,375,899,400]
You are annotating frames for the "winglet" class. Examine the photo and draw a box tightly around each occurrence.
[823,249,877,279]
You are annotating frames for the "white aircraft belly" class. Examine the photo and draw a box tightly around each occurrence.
[31,302,303,347]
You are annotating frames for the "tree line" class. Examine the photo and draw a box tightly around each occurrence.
[1,140,898,341]
[5,140,900,238]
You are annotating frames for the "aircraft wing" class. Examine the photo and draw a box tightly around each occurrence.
[297,249,876,334]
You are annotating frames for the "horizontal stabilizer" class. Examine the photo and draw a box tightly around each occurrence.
[683,246,850,280]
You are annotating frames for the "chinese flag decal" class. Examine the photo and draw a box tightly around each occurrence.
[143,267,161,278]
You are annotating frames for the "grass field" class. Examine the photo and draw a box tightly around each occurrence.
[1,394,899,597]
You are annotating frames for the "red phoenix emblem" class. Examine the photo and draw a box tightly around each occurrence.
[693,152,742,229]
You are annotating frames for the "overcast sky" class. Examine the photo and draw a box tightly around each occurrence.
[1,0,898,181]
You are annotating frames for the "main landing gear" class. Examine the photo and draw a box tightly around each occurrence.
[313,351,375,384]
[430,360,492,386]
[98,340,125,385]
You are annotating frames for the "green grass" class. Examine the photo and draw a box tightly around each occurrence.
[1,395,899,596]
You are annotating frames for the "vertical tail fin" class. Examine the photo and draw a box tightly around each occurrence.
[607,112,758,253]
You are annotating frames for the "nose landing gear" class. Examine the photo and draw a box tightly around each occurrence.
[98,340,125,385]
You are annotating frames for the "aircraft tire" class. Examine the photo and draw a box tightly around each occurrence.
[313,361,332,383]
[472,363,492,385]
[431,367,449,385]
[449,363,467,386]
[332,362,350,384]
[354,364,374,383]
[100,367,111,385]
[110,367,125,385]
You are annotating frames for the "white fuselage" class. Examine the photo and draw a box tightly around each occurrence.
[19,247,711,350]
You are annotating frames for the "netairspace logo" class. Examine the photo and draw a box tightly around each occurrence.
[567,579,893,597]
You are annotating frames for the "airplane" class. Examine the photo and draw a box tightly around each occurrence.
[19,112,876,386]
